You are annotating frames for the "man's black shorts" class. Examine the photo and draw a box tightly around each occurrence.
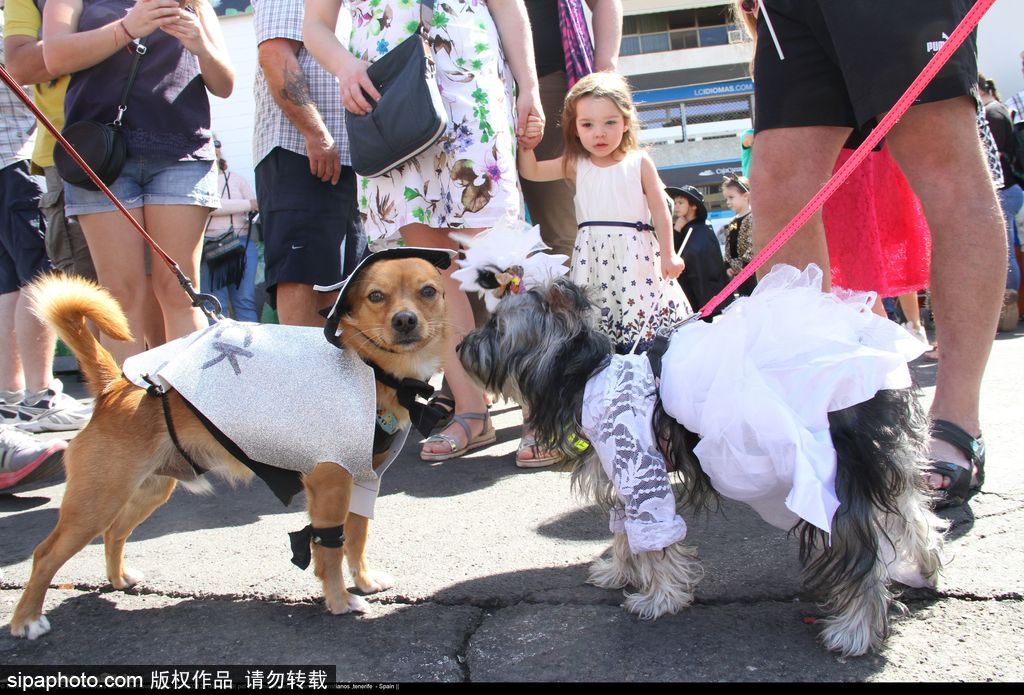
[753,0,978,133]
[0,161,51,295]
[255,147,366,305]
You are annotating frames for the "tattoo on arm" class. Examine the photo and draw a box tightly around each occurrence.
[280,64,314,106]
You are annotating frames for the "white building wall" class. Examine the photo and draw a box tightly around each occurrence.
[210,14,259,189]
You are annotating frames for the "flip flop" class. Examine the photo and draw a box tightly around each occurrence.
[420,412,496,462]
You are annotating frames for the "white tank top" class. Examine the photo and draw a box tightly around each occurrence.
[573,150,651,232]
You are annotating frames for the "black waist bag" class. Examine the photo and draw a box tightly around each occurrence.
[54,121,127,191]
[55,39,147,191]
[345,30,447,178]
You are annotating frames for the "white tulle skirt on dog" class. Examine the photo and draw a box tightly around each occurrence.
[659,264,928,534]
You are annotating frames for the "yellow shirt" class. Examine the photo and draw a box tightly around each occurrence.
[2,0,70,168]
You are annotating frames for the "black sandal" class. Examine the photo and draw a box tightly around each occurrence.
[927,419,986,509]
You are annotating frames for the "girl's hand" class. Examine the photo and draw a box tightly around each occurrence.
[122,0,181,39]
[661,252,685,280]
[340,57,381,115]
[161,8,208,57]
[516,90,544,151]
[518,113,544,150]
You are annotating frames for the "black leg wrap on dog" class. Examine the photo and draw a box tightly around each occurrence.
[288,524,345,570]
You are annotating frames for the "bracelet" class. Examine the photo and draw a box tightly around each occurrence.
[120,19,137,42]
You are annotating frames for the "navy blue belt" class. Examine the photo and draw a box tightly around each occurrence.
[578,220,654,232]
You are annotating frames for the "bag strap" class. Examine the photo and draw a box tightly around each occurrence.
[113,38,148,127]
[222,172,236,232]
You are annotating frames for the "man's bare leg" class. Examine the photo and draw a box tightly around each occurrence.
[276,283,336,328]
[748,126,852,288]
[887,97,1006,490]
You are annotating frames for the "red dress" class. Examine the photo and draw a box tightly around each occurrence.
[823,144,931,296]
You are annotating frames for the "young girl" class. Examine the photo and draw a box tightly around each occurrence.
[518,72,690,354]
[720,174,757,296]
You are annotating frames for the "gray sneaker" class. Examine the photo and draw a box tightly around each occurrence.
[0,389,25,426]
[16,379,93,433]
[0,425,67,493]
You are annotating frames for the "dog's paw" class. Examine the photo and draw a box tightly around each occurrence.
[110,568,144,590]
[346,595,370,613]
[587,556,631,590]
[353,570,394,594]
[11,616,51,640]
[325,593,370,615]
[818,616,879,658]
[623,589,691,621]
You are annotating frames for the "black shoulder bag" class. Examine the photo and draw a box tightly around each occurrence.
[54,39,147,190]
[202,172,250,291]
[345,0,447,178]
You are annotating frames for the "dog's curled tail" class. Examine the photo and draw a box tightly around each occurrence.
[27,274,131,395]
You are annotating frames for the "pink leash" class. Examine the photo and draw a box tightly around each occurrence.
[694,0,996,321]
[0,63,223,319]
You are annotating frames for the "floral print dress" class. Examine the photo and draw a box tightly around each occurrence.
[571,151,692,354]
[347,0,521,248]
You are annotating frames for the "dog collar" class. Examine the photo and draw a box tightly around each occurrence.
[365,361,444,438]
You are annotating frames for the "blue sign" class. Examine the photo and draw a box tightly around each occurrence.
[634,79,754,105]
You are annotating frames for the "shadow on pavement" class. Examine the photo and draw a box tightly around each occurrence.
[0,559,931,682]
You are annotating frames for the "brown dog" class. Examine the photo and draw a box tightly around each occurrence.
[10,254,448,639]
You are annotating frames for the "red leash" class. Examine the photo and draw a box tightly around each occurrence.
[696,0,996,319]
[0,63,222,318]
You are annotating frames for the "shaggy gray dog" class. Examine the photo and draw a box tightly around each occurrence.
[457,277,945,657]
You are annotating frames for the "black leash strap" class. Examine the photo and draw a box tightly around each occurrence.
[288,524,345,570]
[578,220,654,232]
[140,374,205,477]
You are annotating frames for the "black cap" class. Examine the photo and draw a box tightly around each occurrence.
[665,185,708,222]
[322,247,456,347]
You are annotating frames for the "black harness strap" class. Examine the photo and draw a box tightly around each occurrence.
[373,420,399,455]
[141,375,205,478]
[646,334,671,381]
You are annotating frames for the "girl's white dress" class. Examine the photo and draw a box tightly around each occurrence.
[571,150,691,353]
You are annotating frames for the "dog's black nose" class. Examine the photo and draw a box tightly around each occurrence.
[392,311,419,334]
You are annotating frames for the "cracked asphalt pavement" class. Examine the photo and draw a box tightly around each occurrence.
[2,329,1022,682]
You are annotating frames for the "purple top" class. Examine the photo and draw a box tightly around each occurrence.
[65,0,214,161]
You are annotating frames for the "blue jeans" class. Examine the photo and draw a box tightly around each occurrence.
[200,238,259,322]
[999,185,1023,291]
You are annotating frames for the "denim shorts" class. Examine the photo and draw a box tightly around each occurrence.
[64,157,219,218]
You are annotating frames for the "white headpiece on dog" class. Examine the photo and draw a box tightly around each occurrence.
[451,221,570,311]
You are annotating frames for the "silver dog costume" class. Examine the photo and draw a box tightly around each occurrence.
[123,320,406,518]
